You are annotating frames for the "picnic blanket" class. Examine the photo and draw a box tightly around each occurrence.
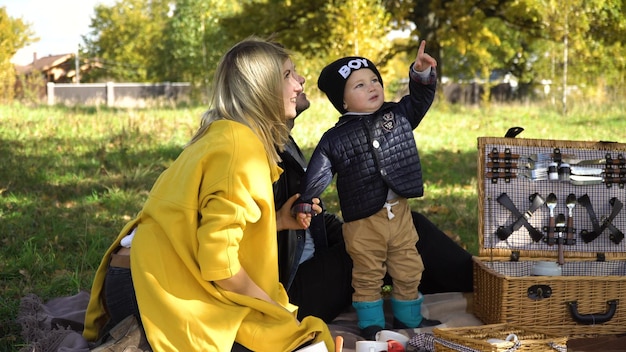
[328,292,482,351]
[16,291,482,352]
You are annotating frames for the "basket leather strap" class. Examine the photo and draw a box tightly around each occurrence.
[606,197,624,244]
[496,192,545,242]
[577,194,601,242]
[606,221,624,244]
[578,195,623,243]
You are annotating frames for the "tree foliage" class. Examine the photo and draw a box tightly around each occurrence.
[522,0,626,105]
[381,0,626,104]
[218,0,394,94]
[81,0,170,82]
[155,0,240,95]
[79,0,626,103]
[0,6,36,102]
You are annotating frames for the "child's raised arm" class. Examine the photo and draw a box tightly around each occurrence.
[412,40,438,72]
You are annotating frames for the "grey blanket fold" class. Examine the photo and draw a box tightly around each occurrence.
[17,291,91,352]
[16,291,480,352]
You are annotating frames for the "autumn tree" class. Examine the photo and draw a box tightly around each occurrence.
[532,0,626,110]
[218,0,394,95]
[382,0,625,104]
[0,6,36,102]
[81,0,170,82]
[387,0,544,89]
[80,0,625,105]
[154,0,240,98]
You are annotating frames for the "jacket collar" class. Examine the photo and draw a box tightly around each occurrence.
[336,102,393,127]
[336,112,365,127]
[281,137,307,171]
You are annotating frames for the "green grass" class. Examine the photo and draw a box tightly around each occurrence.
[1,99,625,350]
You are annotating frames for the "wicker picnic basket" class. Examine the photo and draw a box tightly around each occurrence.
[473,136,626,337]
[433,323,567,352]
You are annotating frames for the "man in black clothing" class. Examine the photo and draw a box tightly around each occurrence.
[274,74,473,323]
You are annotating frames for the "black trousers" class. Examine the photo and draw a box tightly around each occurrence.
[287,240,354,322]
[104,266,141,327]
[287,211,474,323]
[413,212,474,295]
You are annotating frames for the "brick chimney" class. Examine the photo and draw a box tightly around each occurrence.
[33,52,37,63]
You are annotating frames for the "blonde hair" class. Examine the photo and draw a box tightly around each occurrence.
[187,37,291,166]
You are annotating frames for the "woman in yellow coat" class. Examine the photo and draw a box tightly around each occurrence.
[83,37,334,351]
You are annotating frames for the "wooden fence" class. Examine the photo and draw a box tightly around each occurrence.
[46,82,191,107]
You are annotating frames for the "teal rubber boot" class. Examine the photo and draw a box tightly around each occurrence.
[353,300,385,340]
[391,294,440,328]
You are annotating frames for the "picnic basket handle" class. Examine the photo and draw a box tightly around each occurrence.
[567,299,618,324]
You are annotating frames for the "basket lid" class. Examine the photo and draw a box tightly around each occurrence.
[477,137,626,260]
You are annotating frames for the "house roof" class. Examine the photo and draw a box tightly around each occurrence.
[15,53,75,75]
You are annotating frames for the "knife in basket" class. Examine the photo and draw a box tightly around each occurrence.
[487,161,518,168]
[556,214,566,265]
[565,156,626,166]
[489,150,519,160]
[545,193,557,245]
[565,193,576,245]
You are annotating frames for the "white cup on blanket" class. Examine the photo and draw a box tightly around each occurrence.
[355,340,388,352]
[296,341,328,352]
[375,330,409,348]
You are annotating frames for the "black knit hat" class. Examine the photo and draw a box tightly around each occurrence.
[317,56,383,114]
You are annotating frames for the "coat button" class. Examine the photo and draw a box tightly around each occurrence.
[380,169,387,176]
[372,140,380,148]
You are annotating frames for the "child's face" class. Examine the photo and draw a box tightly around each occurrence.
[342,68,384,113]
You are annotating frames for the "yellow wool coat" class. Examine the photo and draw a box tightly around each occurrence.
[83,120,333,351]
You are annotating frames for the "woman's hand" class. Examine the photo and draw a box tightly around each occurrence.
[214,267,277,305]
[276,194,321,231]
[214,269,300,326]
